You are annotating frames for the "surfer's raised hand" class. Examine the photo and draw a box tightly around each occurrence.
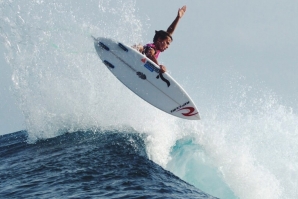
[178,5,186,18]
[167,5,186,35]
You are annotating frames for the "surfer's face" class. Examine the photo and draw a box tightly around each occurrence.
[156,36,172,52]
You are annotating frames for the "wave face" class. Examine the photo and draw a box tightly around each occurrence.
[1,1,298,199]
[0,130,215,199]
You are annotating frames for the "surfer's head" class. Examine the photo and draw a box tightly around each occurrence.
[153,30,173,42]
[153,30,172,52]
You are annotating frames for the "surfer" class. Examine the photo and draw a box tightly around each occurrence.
[134,5,187,73]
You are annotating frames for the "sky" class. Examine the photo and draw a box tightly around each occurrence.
[1,0,297,135]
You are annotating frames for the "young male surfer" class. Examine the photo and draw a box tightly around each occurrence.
[134,5,186,73]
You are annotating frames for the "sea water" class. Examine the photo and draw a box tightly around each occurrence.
[1,1,297,198]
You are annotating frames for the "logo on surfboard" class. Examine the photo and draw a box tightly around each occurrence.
[178,107,198,117]
[171,101,190,113]
[143,60,159,73]
[171,101,198,117]
[136,72,146,80]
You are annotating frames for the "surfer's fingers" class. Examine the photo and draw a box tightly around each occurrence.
[159,65,167,73]
[178,5,186,17]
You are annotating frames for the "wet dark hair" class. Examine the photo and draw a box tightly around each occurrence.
[153,30,173,42]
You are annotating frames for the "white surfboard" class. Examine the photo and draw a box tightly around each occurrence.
[93,37,200,120]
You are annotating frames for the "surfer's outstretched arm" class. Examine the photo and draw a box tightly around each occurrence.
[167,5,186,35]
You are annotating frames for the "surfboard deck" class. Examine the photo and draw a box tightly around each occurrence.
[93,37,200,120]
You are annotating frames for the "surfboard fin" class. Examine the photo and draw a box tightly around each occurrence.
[99,42,110,51]
[103,60,115,68]
[118,43,128,52]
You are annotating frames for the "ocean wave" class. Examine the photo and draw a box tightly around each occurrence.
[0,130,216,199]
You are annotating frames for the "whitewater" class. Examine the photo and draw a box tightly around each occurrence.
[1,1,298,199]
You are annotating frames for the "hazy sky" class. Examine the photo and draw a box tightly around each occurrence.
[1,0,297,135]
